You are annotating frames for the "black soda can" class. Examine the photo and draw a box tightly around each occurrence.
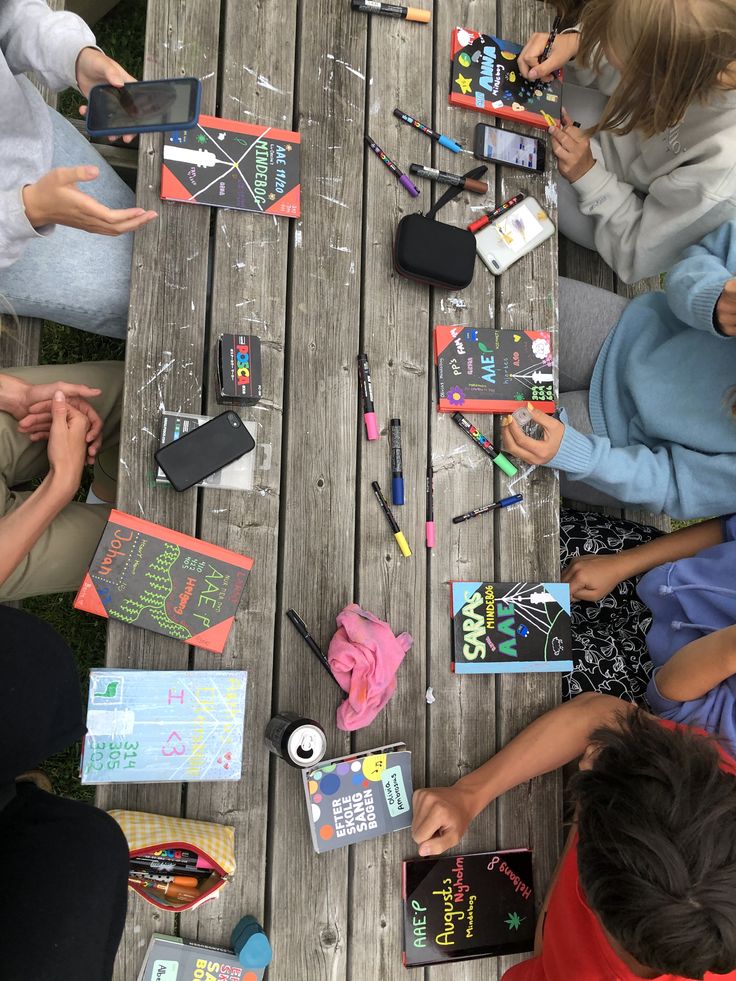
[265,711,327,768]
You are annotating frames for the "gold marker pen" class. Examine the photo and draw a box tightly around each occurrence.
[371,480,411,557]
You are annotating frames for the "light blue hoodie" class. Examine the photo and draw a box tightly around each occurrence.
[550,221,736,518]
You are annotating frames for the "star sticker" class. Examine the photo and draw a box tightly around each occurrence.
[455,74,473,95]
[505,912,524,931]
[196,133,207,144]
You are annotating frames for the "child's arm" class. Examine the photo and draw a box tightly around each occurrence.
[502,406,736,520]
[411,693,634,856]
[665,223,736,336]
[564,156,733,285]
[563,517,724,601]
[0,0,95,91]
[654,625,736,703]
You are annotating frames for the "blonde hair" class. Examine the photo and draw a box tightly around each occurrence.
[553,0,736,136]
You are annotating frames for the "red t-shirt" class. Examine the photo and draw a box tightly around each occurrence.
[502,723,736,981]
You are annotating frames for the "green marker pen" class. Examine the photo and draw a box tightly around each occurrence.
[451,412,518,477]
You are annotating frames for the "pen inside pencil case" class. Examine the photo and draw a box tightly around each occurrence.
[128,846,225,908]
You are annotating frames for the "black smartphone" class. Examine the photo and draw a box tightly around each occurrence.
[473,123,546,173]
[154,411,255,492]
[85,77,202,136]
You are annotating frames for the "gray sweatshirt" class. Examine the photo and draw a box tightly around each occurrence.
[567,59,736,283]
[0,0,95,268]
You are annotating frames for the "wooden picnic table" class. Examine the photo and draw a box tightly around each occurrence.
[98,0,564,978]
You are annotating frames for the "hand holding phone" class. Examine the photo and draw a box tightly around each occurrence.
[155,411,255,492]
[85,77,202,137]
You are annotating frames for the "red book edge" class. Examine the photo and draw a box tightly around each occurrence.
[448,27,561,129]
[265,182,301,217]
[197,113,301,145]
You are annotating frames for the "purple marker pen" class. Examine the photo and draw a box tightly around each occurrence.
[364,134,420,197]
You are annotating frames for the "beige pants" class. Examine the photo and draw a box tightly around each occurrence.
[0,361,124,601]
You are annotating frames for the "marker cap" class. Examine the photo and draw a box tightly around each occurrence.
[392,476,404,506]
[425,521,435,548]
[406,6,431,22]
[438,134,462,153]
[464,177,489,194]
[394,531,412,557]
[364,411,379,441]
[399,174,421,197]
[494,453,518,477]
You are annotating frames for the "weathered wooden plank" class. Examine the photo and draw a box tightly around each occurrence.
[348,7,433,979]
[494,0,562,974]
[426,2,500,979]
[97,3,221,977]
[183,0,298,952]
[267,2,368,979]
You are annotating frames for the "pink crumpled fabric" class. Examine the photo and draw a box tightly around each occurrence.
[327,603,413,732]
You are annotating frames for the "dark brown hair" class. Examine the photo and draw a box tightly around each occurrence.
[570,711,736,978]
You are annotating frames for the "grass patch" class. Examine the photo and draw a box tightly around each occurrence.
[29,0,145,801]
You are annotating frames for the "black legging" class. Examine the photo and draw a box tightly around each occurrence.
[0,606,128,981]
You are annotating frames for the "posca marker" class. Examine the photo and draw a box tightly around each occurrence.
[372,480,411,557]
[390,418,404,505]
[468,192,525,233]
[364,134,420,197]
[351,1,430,22]
[452,411,518,477]
[393,108,461,153]
[409,164,488,194]
[452,494,524,524]
[426,465,435,548]
[357,353,378,440]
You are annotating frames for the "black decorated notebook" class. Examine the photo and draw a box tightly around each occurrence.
[402,849,535,966]
[74,510,253,653]
[161,114,300,217]
[449,28,562,128]
[435,325,556,413]
[302,743,413,854]
[450,582,572,674]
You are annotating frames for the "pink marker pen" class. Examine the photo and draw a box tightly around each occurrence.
[357,353,378,441]
[426,464,435,548]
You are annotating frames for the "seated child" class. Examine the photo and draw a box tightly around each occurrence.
[412,696,736,980]
[0,0,157,337]
[517,0,736,283]
[501,222,736,519]
[0,360,123,600]
[561,508,736,756]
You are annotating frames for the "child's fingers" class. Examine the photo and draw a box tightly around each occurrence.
[560,106,574,127]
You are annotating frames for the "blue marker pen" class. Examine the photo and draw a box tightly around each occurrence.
[452,494,523,524]
[393,107,462,153]
[390,418,404,505]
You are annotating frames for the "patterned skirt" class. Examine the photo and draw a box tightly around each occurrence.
[560,508,664,705]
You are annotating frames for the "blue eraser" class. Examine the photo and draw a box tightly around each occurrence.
[438,134,462,153]
[392,476,405,506]
[231,916,272,970]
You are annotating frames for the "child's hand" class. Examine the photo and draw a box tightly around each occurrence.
[75,47,137,144]
[412,785,476,857]
[518,31,580,83]
[715,279,736,336]
[549,108,595,183]
[19,393,104,464]
[562,554,629,602]
[501,406,564,465]
[22,166,158,235]
[46,391,91,497]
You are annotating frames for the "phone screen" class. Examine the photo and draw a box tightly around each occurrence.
[492,201,546,254]
[87,78,200,132]
[480,126,540,171]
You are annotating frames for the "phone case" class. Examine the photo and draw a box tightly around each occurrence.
[154,411,255,492]
[475,197,555,275]
[85,77,202,137]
